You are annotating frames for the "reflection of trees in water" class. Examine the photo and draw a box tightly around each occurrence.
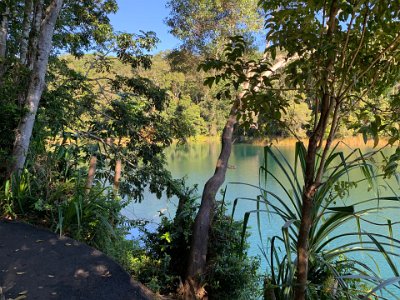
[229,145,298,190]
[167,142,221,162]
[166,143,301,180]
[233,144,260,158]
[165,143,222,178]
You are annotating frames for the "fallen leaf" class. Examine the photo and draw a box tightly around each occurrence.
[16,272,26,275]
[101,271,111,277]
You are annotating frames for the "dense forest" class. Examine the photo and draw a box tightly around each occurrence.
[0,0,400,300]
[64,50,314,140]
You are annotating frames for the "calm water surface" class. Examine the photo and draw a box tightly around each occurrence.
[124,142,400,295]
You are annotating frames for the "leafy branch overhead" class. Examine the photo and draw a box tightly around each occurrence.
[261,0,400,143]
[198,36,291,133]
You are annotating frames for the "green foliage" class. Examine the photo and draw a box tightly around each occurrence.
[0,59,30,179]
[2,0,119,59]
[130,188,260,299]
[198,36,290,136]
[383,147,400,181]
[137,51,232,136]
[165,95,208,137]
[54,0,118,56]
[258,0,400,159]
[0,169,31,218]
[166,0,263,53]
[0,0,169,190]
[28,35,188,202]
[53,180,120,245]
[234,142,400,299]
[0,145,124,250]
[205,211,260,299]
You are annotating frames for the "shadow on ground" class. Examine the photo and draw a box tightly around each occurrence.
[0,221,155,300]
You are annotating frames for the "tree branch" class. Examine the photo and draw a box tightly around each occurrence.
[339,34,400,99]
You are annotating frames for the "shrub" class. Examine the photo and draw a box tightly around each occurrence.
[129,189,260,299]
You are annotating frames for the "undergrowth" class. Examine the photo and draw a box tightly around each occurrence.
[128,191,261,299]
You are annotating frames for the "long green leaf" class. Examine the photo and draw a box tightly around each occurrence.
[368,233,400,277]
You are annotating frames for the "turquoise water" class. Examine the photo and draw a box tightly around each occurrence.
[124,142,400,297]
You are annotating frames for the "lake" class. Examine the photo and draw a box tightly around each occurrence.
[124,141,400,296]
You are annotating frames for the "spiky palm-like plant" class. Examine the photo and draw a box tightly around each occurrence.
[232,142,400,299]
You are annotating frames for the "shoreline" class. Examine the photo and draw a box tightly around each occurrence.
[180,135,391,148]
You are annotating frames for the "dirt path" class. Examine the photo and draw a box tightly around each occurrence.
[0,221,156,300]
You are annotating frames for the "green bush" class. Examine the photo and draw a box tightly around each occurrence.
[0,143,127,254]
[206,212,260,299]
[129,190,260,299]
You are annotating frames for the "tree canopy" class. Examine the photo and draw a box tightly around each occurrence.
[166,0,264,53]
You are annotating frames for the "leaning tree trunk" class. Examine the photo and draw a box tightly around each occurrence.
[181,57,291,299]
[9,0,64,176]
[180,96,242,300]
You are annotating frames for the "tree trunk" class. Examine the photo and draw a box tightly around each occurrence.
[294,2,339,298]
[26,0,44,71]
[113,158,122,192]
[180,57,291,299]
[0,6,9,80]
[16,0,36,108]
[20,0,34,65]
[9,0,64,175]
[85,155,97,193]
[0,6,8,58]
[294,93,332,299]
[294,187,314,299]
[181,98,240,300]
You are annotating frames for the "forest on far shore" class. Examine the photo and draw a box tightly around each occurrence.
[65,50,394,141]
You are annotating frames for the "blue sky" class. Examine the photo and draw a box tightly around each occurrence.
[109,0,181,52]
